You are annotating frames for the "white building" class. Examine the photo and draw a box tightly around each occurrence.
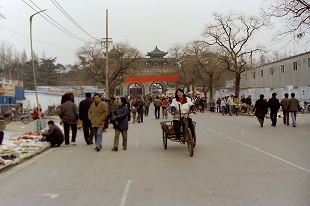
[241,51,310,89]
[214,51,310,101]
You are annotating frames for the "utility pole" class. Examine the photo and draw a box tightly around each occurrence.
[30,9,46,130]
[102,9,112,99]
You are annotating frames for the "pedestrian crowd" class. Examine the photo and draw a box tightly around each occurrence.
[42,91,302,150]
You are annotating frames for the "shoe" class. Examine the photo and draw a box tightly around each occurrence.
[96,147,100,152]
[111,147,118,151]
[71,142,77,146]
[65,145,70,147]
[123,147,127,150]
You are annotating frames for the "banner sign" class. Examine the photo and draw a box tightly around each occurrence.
[124,74,178,84]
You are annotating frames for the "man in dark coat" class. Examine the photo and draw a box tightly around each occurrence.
[246,95,252,114]
[253,94,268,127]
[42,120,64,147]
[280,93,290,126]
[59,94,79,146]
[133,97,144,123]
[79,92,94,144]
[267,93,280,127]
[111,97,129,151]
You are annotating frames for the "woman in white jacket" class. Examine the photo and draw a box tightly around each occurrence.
[170,89,196,140]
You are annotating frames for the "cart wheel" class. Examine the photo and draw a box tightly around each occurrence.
[21,117,30,124]
[186,128,194,157]
[162,129,167,149]
[192,124,196,148]
[0,121,6,130]
[48,110,54,116]
[4,117,11,124]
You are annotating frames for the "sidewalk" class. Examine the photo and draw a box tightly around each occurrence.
[0,116,60,171]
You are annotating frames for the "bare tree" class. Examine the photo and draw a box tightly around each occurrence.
[262,0,310,39]
[77,41,142,98]
[202,13,268,97]
[191,42,226,100]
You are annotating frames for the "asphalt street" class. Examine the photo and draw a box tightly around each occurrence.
[0,107,310,206]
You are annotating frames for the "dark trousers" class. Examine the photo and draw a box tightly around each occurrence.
[138,112,143,122]
[155,107,160,119]
[64,122,77,145]
[128,111,131,121]
[210,107,214,113]
[270,110,278,126]
[235,108,239,116]
[82,119,93,144]
[144,107,149,116]
[173,119,194,139]
[46,136,64,146]
[283,110,289,125]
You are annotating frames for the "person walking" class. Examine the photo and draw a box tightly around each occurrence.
[216,98,221,113]
[59,94,78,147]
[79,92,94,145]
[267,93,280,127]
[111,97,129,151]
[280,93,290,126]
[221,97,226,116]
[42,120,64,147]
[110,97,118,122]
[200,97,205,113]
[153,96,162,119]
[227,95,235,116]
[131,100,137,124]
[133,97,144,123]
[246,95,252,114]
[288,93,300,127]
[253,94,268,127]
[126,98,131,121]
[144,97,150,116]
[210,98,215,113]
[88,93,108,152]
[234,96,240,116]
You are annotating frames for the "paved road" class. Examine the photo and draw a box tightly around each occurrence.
[1,107,310,206]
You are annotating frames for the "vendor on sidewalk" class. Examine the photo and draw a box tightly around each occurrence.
[42,120,64,147]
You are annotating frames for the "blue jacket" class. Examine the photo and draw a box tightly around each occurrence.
[112,105,129,130]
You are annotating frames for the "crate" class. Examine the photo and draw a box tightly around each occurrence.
[34,119,47,132]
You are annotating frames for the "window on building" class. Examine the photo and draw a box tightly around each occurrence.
[293,61,298,70]
[253,71,255,79]
[270,68,273,75]
[245,74,247,80]
[261,70,264,77]
[280,65,285,73]
[308,58,310,67]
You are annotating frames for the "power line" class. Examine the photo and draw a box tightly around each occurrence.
[51,0,99,41]
[0,26,76,52]
[22,0,88,43]
[28,0,88,42]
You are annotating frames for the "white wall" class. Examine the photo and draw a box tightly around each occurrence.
[24,91,84,113]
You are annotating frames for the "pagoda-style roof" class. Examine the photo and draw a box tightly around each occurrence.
[147,46,168,57]
[107,47,118,56]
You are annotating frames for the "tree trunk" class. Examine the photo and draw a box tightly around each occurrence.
[235,72,241,98]
[209,73,214,100]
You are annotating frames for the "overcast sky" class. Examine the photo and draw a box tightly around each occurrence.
[1,0,308,65]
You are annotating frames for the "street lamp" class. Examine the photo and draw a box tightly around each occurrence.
[30,9,45,130]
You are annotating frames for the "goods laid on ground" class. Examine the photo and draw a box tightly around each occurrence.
[0,132,50,170]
